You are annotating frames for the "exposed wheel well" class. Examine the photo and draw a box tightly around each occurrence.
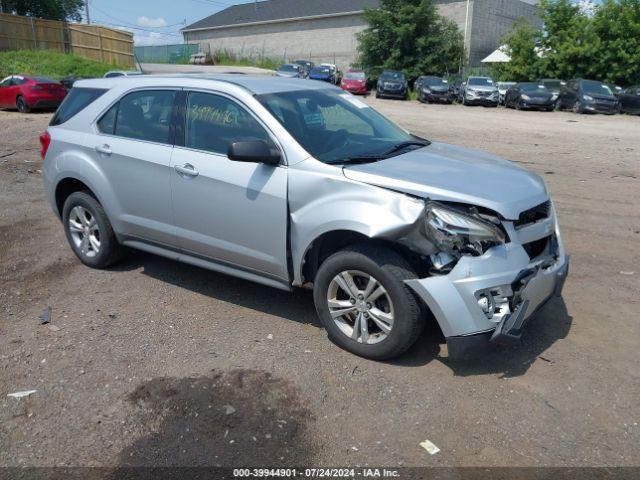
[301,230,429,285]
[54,178,94,217]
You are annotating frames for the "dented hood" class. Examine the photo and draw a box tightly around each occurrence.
[341,142,548,220]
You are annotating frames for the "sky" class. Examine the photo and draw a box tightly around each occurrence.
[79,0,604,47]
[80,0,255,46]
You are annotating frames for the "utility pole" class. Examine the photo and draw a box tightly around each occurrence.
[459,0,470,75]
[85,0,90,24]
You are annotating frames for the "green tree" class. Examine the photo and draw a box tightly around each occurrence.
[0,0,84,21]
[591,0,640,85]
[492,0,640,85]
[490,19,541,81]
[357,0,464,80]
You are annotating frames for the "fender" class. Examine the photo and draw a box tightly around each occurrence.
[287,159,425,286]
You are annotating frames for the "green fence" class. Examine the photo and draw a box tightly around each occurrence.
[134,43,199,64]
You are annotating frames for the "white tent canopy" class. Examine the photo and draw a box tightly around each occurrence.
[481,46,511,63]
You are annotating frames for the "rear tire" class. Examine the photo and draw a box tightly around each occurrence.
[313,244,424,360]
[62,191,124,269]
[16,96,30,113]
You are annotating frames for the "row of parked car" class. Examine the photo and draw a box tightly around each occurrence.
[276,62,640,116]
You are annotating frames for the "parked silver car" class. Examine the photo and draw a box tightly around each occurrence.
[41,75,569,360]
[462,76,499,107]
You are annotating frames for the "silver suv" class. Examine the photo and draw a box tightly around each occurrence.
[41,75,569,360]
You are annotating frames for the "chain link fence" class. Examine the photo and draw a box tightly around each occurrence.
[134,44,199,64]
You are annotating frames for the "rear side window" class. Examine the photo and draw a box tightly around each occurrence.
[50,88,106,126]
[109,90,176,144]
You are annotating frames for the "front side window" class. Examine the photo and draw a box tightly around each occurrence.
[106,90,176,144]
[258,89,414,164]
[185,92,272,155]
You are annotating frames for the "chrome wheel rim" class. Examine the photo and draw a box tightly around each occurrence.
[68,206,100,258]
[327,270,394,345]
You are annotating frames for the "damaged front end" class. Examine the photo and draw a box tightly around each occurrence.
[400,200,569,359]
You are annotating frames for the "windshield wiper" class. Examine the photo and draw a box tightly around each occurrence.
[326,155,384,165]
[381,140,431,157]
[327,138,431,165]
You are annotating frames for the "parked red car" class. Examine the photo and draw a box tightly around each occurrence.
[0,75,67,113]
[341,69,368,95]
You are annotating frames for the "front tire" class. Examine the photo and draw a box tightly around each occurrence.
[313,244,423,360]
[572,100,583,114]
[62,191,124,269]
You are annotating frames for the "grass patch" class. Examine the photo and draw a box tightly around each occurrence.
[407,90,419,101]
[212,50,280,71]
[0,50,121,80]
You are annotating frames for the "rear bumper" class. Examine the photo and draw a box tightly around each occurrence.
[405,214,569,359]
[32,99,63,109]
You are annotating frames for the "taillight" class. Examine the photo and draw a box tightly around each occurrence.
[39,131,51,160]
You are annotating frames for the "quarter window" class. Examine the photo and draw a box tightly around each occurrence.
[100,90,176,144]
[184,92,272,155]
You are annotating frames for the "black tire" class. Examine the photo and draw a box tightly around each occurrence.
[375,90,380,99]
[313,244,424,360]
[62,191,124,269]
[16,96,30,113]
[572,100,583,114]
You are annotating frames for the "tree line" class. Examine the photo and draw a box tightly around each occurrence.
[491,0,640,86]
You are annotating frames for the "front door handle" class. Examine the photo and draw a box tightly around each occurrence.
[174,163,199,177]
[95,144,112,155]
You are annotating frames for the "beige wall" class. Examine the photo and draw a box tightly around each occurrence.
[184,13,369,71]
[183,0,540,69]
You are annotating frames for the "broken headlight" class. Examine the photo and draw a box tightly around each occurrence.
[425,202,506,256]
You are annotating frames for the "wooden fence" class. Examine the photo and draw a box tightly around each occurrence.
[0,13,134,67]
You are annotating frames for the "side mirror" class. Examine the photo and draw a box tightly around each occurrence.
[228,140,281,165]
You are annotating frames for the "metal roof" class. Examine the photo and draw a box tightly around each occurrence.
[182,0,381,32]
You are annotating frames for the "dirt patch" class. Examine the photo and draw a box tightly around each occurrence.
[116,369,315,467]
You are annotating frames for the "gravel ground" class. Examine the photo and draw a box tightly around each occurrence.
[0,100,638,469]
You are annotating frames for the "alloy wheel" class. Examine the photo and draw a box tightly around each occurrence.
[327,270,394,345]
[68,206,101,258]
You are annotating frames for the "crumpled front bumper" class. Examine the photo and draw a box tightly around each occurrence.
[405,211,569,358]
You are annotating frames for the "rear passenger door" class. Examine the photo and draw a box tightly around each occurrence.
[92,89,178,246]
[170,90,289,281]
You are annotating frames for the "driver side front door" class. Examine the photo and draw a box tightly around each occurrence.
[170,91,289,283]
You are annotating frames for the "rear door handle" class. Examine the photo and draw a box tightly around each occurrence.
[95,144,112,155]
[174,163,199,177]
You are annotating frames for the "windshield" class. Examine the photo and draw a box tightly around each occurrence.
[345,71,366,80]
[542,80,562,89]
[582,81,612,95]
[468,77,494,86]
[521,83,548,93]
[425,77,446,86]
[380,72,405,81]
[311,67,330,75]
[279,65,299,72]
[257,89,418,164]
